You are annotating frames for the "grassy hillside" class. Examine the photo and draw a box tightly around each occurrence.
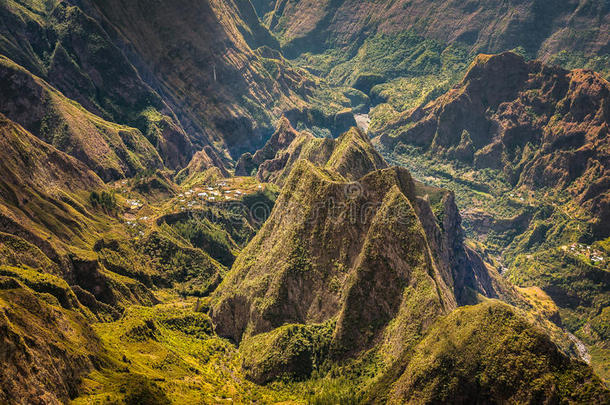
[0,0,608,402]
[375,52,610,383]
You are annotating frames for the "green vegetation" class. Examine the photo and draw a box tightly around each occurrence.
[72,302,300,404]
[295,31,472,127]
[240,322,334,384]
[0,274,102,404]
[371,301,609,403]
[1,0,610,401]
[376,52,610,385]
[298,32,470,87]
[90,190,117,214]
[171,219,236,267]
[549,50,610,80]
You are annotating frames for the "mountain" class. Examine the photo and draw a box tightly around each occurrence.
[375,51,610,383]
[260,0,610,61]
[0,56,164,181]
[0,0,609,402]
[0,112,102,261]
[256,0,610,142]
[377,52,610,237]
[367,300,608,404]
[0,0,362,164]
[0,113,109,404]
[0,110,235,401]
[237,119,388,184]
[210,129,608,402]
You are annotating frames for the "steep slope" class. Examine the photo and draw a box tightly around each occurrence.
[377,52,610,238]
[0,112,167,309]
[0,0,195,169]
[368,301,609,404]
[75,0,290,156]
[262,0,609,65]
[240,120,388,185]
[375,51,610,382]
[0,112,102,259]
[0,114,113,403]
[257,0,610,141]
[0,0,362,163]
[0,275,103,405]
[0,55,163,181]
[235,116,301,176]
[209,128,608,400]
[211,129,504,370]
[212,162,448,345]
[0,1,608,401]
[0,112,232,401]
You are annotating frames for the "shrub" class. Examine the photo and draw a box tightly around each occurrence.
[89,190,117,214]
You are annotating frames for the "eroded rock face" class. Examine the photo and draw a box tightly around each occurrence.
[235,117,300,176]
[0,0,352,173]
[212,156,503,359]
[251,124,388,186]
[70,0,337,158]
[212,162,447,347]
[176,145,230,184]
[260,0,609,63]
[377,52,610,236]
[374,301,610,404]
[0,282,103,405]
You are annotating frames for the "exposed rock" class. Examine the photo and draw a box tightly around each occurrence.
[377,52,610,237]
[262,0,609,65]
[176,146,230,184]
[211,158,504,356]
[256,126,387,186]
[72,0,342,157]
[235,117,300,176]
[369,301,610,404]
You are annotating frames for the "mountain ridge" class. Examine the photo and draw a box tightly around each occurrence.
[0,0,608,402]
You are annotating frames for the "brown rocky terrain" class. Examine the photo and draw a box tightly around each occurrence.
[235,117,301,176]
[210,127,608,402]
[0,56,164,181]
[211,128,500,353]
[377,52,610,237]
[0,0,357,168]
[0,0,608,402]
[236,120,388,185]
[259,0,610,63]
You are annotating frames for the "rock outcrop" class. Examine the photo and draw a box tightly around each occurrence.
[0,56,163,181]
[211,130,504,363]
[368,301,610,404]
[377,52,610,237]
[250,124,388,186]
[235,117,300,176]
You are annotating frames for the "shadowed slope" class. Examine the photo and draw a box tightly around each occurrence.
[0,56,163,181]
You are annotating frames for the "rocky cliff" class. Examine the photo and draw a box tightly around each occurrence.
[260,0,610,66]
[209,127,607,402]
[212,129,506,377]
[377,52,610,237]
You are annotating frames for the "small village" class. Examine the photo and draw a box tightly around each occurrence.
[115,176,268,234]
[170,178,265,212]
[562,243,606,265]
